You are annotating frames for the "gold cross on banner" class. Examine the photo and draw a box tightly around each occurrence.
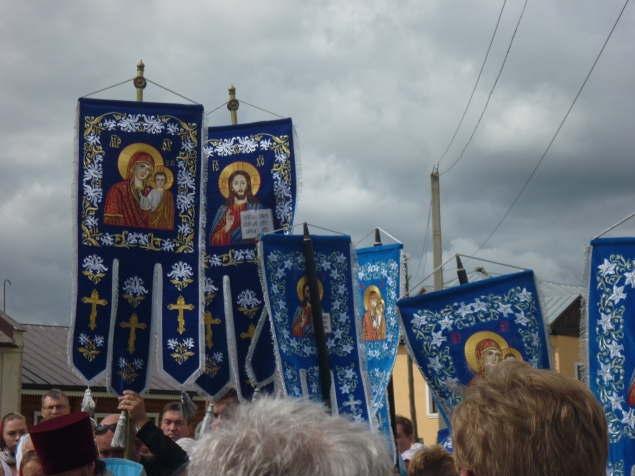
[120,313,147,354]
[204,311,221,349]
[81,289,108,330]
[167,296,194,335]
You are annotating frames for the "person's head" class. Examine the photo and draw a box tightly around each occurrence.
[154,172,167,189]
[95,414,140,461]
[128,152,155,186]
[452,359,608,476]
[226,171,255,205]
[189,396,392,476]
[2,413,28,453]
[160,403,192,442]
[396,415,415,454]
[30,412,99,476]
[475,339,501,378]
[41,389,70,419]
[408,446,456,476]
[16,434,35,473]
[19,451,44,476]
[211,390,239,431]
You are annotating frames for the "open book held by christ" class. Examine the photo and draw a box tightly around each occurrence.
[240,209,274,240]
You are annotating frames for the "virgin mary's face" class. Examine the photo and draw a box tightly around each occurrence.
[134,162,153,181]
[482,347,501,367]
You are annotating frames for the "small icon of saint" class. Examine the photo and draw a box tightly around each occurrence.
[361,286,386,341]
[291,277,324,337]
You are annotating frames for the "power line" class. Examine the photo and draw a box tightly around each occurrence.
[440,0,530,175]
[413,201,433,282]
[470,0,631,257]
[437,0,508,166]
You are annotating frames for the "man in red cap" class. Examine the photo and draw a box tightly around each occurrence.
[29,412,107,476]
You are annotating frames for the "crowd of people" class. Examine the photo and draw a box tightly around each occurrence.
[0,360,608,476]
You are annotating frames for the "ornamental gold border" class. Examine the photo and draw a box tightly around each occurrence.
[206,133,294,232]
[80,112,199,253]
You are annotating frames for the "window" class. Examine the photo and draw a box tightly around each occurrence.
[574,362,586,382]
[426,383,438,418]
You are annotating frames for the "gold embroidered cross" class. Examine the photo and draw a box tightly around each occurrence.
[204,311,221,349]
[120,313,147,354]
[82,289,108,330]
[168,296,194,335]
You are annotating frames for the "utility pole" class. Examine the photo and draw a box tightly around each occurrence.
[430,164,446,432]
[431,165,443,292]
[3,280,10,313]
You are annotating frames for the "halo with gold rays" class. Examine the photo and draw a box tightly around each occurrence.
[502,346,523,361]
[117,143,164,180]
[218,161,261,199]
[296,276,324,302]
[464,331,510,373]
[363,285,382,311]
[148,164,174,191]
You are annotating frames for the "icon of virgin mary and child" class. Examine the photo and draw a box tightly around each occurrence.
[103,145,175,230]
[464,331,522,386]
[361,286,386,341]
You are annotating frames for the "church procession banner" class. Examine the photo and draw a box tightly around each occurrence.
[259,234,372,423]
[195,119,299,401]
[397,270,550,421]
[69,98,205,394]
[355,243,404,415]
[585,238,635,476]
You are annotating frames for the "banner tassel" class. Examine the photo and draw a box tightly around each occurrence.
[80,387,96,417]
[180,391,198,423]
[199,401,214,437]
[111,411,128,448]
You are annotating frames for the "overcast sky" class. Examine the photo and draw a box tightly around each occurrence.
[1,0,633,325]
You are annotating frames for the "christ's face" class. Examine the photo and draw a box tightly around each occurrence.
[134,162,153,182]
[155,174,166,187]
[231,174,248,199]
[304,285,311,303]
[482,347,501,367]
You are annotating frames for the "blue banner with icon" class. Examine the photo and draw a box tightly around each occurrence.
[69,98,205,394]
[586,238,635,476]
[355,243,403,415]
[397,270,550,421]
[259,233,372,423]
[195,119,298,400]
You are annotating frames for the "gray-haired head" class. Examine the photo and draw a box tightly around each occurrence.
[189,396,393,476]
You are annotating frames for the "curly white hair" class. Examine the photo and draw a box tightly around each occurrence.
[189,396,393,476]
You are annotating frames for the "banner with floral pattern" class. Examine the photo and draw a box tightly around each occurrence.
[259,234,372,423]
[195,119,298,400]
[397,270,550,421]
[69,98,205,394]
[194,244,277,401]
[355,243,403,416]
[586,238,635,475]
